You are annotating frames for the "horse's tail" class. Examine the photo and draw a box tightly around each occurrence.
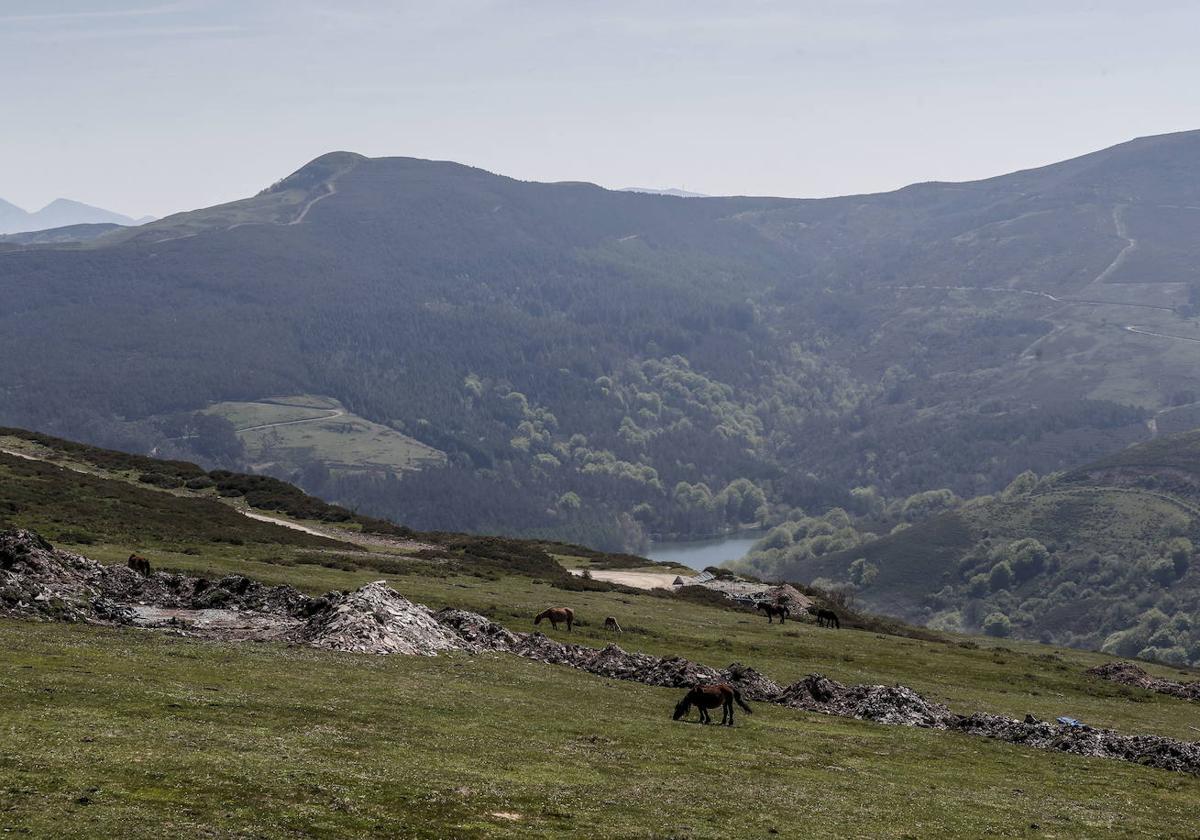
[733,688,753,714]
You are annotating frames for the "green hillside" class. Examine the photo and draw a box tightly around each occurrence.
[3,431,1200,836]
[7,133,1200,547]
[738,430,1200,667]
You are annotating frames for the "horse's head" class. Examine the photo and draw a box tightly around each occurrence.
[672,697,691,720]
[533,612,543,625]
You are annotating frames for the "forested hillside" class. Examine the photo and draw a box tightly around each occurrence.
[4,132,1200,547]
[736,429,1200,667]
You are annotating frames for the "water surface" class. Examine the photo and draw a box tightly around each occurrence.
[646,530,766,571]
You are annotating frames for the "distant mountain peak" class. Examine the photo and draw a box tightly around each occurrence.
[0,196,149,235]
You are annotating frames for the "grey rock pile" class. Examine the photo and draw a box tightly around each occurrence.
[953,713,1200,774]
[777,674,953,727]
[0,529,135,623]
[293,581,470,656]
[1086,661,1200,702]
[721,662,783,701]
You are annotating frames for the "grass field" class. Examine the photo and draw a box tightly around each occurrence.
[3,619,1199,839]
[4,438,1200,836]
[204,394,445,477]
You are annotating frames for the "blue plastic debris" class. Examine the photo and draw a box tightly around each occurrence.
[1056,716,1084,728]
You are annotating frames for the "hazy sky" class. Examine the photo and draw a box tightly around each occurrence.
[5,0,1200,218]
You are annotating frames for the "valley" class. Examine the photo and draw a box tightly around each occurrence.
[2,431,1200,836]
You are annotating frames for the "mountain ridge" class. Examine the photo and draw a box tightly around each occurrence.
[4,129,1200,550]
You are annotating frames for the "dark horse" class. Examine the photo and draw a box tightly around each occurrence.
[127,554,151,577]
[809,606,840,629]
[672,683,753,726]
[534,607,574,631]
[755,602,789,624]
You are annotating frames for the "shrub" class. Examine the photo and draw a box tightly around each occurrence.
[988,560,1013,592]
[185,476,216,490]
[966,573,990,598]
[1150,556,1179,586]
[138,472,184,489]
[848,557,878,587]
[1008,538,1048,582]
[982,611,1012,637]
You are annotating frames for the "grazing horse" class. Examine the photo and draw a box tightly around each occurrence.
[672,683,753,726]
[534,607,574,631]
[603,616,623,633]
[127,554,152,577]
[809,607,840,629]
[756,601,789,624]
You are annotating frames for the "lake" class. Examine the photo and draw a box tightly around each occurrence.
[646,530,766,571]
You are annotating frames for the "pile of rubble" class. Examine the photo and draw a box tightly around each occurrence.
[1086,661,1200,702]
[953,713,1200,774]
[0,528,314,628]
[776,673,953,728]
[772,671,1200,774]
[294,581,469,656]
[762,583,814,614]
[1,529,136,624]
[434,608,522,651]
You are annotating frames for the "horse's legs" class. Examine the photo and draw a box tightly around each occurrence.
[723,698,733,726]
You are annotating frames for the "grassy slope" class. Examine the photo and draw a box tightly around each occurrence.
[3,439,1200,835]
[204,394,446,475]
[4,620,1199,840]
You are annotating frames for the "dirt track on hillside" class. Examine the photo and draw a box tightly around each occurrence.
[569,569,685,589]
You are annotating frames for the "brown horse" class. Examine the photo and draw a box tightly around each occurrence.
[808,606,840,629]
[672,683,753,726]
[756,601,789,623]
[534,607,574,631]
[127,554,152,577]
[603,616,623,633]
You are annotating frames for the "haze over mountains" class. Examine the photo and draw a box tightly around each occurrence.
[3,130,1200,557]
[0,196,152,235]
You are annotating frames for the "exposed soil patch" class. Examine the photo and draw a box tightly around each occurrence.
[1086,661,1200,701]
